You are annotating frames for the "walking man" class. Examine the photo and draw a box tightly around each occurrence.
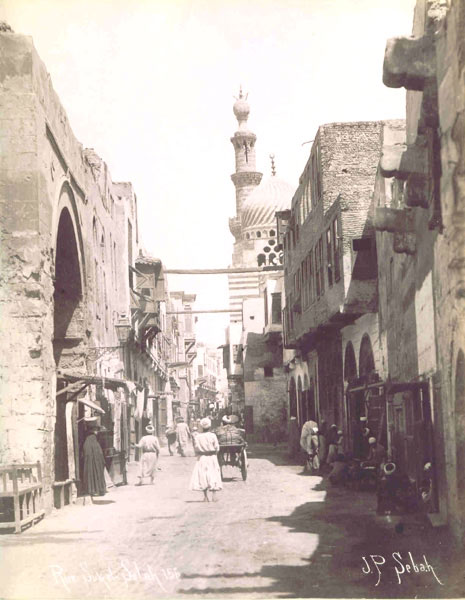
[175,416,192,457]
[133,424,160,486]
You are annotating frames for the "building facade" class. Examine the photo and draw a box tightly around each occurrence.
[378,0,465,544]
[224,92,293,436]
[167,291,197,423]
[0,28,175,512]
[282,121,387,438]
[193,343,223,418]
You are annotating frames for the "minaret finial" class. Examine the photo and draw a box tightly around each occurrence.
[269,154,276,176]
[0,21,14,32]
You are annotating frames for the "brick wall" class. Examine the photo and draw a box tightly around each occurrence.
[284,121,384,343]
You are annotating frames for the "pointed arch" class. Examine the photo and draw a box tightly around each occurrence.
[52,183,86,485]
[359,334,375,377]
[344,341,357,381]
[289,377,297,419]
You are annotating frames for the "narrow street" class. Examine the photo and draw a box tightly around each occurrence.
[1,445,463,599]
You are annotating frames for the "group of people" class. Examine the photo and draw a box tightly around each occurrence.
[81,413,247,503]
[177,413,246,502]
[165,416,192,457]
[298,416,387,485]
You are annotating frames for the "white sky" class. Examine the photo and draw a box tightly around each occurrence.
[1,0,415,346]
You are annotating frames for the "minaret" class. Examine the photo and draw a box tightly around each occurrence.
[229,88,262,263]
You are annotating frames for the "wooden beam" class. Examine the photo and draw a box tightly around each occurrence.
[165,266,283,274]
[56,382,89,398]
[166,309,241,315]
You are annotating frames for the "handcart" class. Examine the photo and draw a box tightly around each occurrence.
[218,443,247,481]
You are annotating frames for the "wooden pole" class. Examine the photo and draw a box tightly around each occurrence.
[166,309,240,315]
[164,266,283,274]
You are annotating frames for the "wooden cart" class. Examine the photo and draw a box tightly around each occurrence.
[218,443,247,481]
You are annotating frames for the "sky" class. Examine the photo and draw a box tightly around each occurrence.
[1,0,416,346]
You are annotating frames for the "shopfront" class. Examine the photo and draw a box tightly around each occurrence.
[55,369,130,504]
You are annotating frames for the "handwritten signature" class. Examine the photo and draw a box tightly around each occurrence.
[362,552,443,586]
[49,561,181,593]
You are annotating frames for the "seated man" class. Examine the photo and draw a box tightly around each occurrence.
[328,453,347,485]
[216,415,245,446]
[216,415,246,466]
[362,437,386,469]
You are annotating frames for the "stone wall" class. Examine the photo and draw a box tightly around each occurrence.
[429,0,465,543]
[244,369,287,440]
[0,30,139,511]
[380,0,465,542]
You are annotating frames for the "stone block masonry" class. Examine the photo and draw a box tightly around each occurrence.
[0,29,142,512]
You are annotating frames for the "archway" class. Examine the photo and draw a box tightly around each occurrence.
[297,376,303,425]
[289,377,297,420]
[308,376,316,422]
[359,334,375,378]
[297,376,304,426]
[344,341,359,450]
[302,374,309,424]
[455,349,465,533]
[344,342,357,382]
[53,205,84,484]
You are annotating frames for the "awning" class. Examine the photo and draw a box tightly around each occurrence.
[57,369,130,390]
[77,396,105,414]
[347,380,428,394]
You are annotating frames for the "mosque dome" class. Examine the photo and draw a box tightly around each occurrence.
[241,176,294,230]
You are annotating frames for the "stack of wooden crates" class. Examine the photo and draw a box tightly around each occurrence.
[0,462,44,533]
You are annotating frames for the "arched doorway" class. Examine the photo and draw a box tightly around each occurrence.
[455,349,465,536]
[344,342,360,455]
[358,334,387,455]
[307,376,316,422]
[289,377,297,420]
[302,375,309,424]
[53,203,85,486]
[344,342,357,382]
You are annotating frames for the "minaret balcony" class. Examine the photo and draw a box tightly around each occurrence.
[231,171,263,188]
[229,216,241,238]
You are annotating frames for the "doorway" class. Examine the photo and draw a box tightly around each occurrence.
[52,201,84,484]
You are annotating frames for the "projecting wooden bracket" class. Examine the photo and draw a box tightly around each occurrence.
[374,207,415,233]
[383,34,436,91]
[380,143,429,180]
[374,208,416,255]
[380,142,430,209]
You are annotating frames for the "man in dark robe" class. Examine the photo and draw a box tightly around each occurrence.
[83,423,106,496]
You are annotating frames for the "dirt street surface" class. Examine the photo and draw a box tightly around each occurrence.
[0,444,464,599]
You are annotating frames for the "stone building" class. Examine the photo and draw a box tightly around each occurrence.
[377,0,465,544]
[281,121,387,437]
[0,27,174,512]
[224,91,293,437]
[166,291,197,423]
[193,343,222,418]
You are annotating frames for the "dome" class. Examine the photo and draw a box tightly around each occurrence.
[241,176,294,229]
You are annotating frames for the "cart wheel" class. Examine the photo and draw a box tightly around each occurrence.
[240,452,247,481]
